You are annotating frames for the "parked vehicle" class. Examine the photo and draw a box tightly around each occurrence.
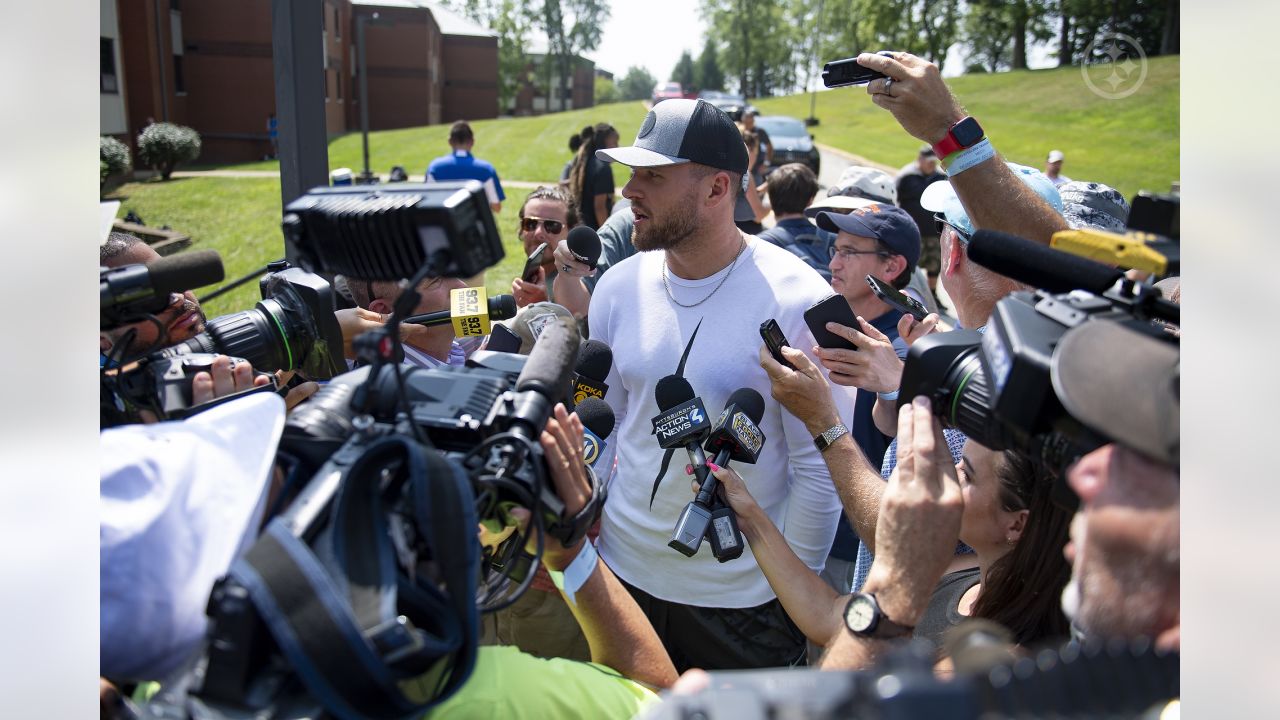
[754,115,821,175]
[698,90,748,120]
[652,82,692,105]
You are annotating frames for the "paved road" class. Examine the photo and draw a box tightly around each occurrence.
[815,143,896,192]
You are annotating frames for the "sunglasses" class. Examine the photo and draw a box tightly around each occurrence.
[520,217,565,235]
[933,213,972,244]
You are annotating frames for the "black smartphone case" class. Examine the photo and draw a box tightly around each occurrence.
[803,294,859,351]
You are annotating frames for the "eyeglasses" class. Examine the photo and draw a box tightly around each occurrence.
[829,245,891,261]
[520,217,565,235]
[934,213,972,244]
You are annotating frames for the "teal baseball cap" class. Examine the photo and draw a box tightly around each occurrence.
[921,161,1063,239]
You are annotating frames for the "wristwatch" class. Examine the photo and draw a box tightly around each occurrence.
[813,423,849,453]
[931,116,985,160]
[843,592,915,639]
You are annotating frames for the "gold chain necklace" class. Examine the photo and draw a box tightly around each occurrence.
[661,235,748,308]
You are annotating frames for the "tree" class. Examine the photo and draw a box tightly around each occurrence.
[536,0,611,113]
[100,136,131,191]
[594,74,620,104]
[694,36,724,92]
[1054,0,1175,66]
[671,50,696,91]
[617,65,658,101]
[441,0,534,114]
[699,0,796,98]
[136,123,200,181]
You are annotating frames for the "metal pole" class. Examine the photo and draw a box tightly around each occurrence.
[358,13,375,184]
[272,0,330,264]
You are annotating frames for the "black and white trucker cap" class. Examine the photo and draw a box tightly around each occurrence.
[596,99,749,176]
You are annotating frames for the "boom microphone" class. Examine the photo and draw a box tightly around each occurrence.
[968,230,1123,295]
[508,316,580,444]
[575,397,615,469]
[571,339,612,406]
[100,249,225,320]
[403,290,517,332]
[566,225,602,270]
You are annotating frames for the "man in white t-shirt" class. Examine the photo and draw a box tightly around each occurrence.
[558,98,855,670]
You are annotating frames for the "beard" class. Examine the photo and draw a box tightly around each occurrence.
[1062,518,1179,640]
[632,193,700,252]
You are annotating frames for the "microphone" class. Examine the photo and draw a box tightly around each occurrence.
[1049,228,1171,278]
[575,397,615,469]
[968,230,1123,295]
[652,376,715,557]
[571,339,612,407]
[695,388,767,562]
[402,289,517,335]
[566,225,602,270]
[100,249,224,318]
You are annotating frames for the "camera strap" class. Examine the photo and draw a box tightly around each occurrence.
[227,436,479,720]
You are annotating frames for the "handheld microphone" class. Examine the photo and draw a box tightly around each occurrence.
[967,230,1124,295]
[653,376,716,557]
[566,225,602,270]
[695,388,766,562]
[575,397,615,469]
[402,289,517,335]
[571,339,612,406]
[100,249,224,324]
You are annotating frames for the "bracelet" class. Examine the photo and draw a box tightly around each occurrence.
[877,389,900,402]
[943,138,995,176]
[549,539,599,606]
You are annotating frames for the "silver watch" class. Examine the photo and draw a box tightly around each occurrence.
[813,423,849,453]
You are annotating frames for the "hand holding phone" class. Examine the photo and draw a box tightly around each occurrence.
[803,294,860,351]
[821,51,895,88]
[865,274,930,322]
[522,242,548,282]
[759,319,795,370]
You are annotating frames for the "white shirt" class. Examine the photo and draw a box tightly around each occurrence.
[101,393,286,681]
[589,235,855,607]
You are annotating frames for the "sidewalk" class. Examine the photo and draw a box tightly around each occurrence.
[168,169,547,189]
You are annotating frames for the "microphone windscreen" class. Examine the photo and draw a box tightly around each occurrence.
[968,230,1123,295]
[575,339,613,382]
[726,387,765,425]
[575,397,616,439]
[515,316,580,400]
[148,249,224,294]
[505,302,576,355]
[566,225,602,268]
[655,375,696,411]
[489,293,518,321]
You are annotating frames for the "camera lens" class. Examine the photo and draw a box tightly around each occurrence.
[939,348,995,442]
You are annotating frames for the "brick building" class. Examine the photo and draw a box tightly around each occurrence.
[510,38,596,116]
[102,0,499,164]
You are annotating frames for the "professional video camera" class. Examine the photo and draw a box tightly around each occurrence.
[144,181,606,719]
[897,226,1180,476]
[101,254,346,426]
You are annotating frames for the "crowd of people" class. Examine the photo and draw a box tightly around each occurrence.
[100,49,1179,719]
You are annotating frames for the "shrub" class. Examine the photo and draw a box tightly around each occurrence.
[136,122,202,180]
[101,135,132,188]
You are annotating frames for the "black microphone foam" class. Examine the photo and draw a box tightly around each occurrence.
[490,293,518,321]
[575,397,616,439]
[566,225,602,269]
[968,230,1123,295]
[515,315,580,400]
[575,339,612,382]
[149,249,225,294]
[655,375,696,411]
[727,387,765,425]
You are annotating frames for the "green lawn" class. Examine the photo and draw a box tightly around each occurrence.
[753,56,1179,199]
[107,178,537,318]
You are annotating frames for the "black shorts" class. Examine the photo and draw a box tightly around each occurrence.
[620,578,808,672]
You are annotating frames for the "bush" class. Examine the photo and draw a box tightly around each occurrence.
[136,122,202,180]
[101,135,132,189]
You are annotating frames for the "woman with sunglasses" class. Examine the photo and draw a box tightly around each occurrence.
[511,185,581,308]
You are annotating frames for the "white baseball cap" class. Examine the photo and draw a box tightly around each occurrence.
[1047,149,1065,163]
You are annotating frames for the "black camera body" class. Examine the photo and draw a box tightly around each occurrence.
[899,285,1175,470]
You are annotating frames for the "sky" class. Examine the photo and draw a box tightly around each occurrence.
[543,1,1057,89]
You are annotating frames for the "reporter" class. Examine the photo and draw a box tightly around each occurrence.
[100,233,206,361]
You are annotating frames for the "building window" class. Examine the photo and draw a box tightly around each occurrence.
[334,6,341,39]
[173,54,186,94]
[101,37,118,93]
[336,71,343,102]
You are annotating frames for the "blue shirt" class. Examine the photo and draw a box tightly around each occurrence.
[828,308,908,560]
[426,151,506,204]
[756,217,832,281]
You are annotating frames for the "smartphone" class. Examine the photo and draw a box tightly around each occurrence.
[521,242,548,282]
[803,294,860,351]
[865,274,931,322]
[821,52,893,88]
[759,318,794,369]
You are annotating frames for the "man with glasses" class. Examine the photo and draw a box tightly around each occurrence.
[799,202,920,599]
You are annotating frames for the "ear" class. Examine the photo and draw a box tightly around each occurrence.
[944,233,965,278]
[882,254,908,281]
[705,171,732,208]
[1005,508,1029,544]
[368,298,393,315]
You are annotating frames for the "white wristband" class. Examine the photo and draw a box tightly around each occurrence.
[550,539,599,606]
[944,138,995,176]
[878,389,900,402]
